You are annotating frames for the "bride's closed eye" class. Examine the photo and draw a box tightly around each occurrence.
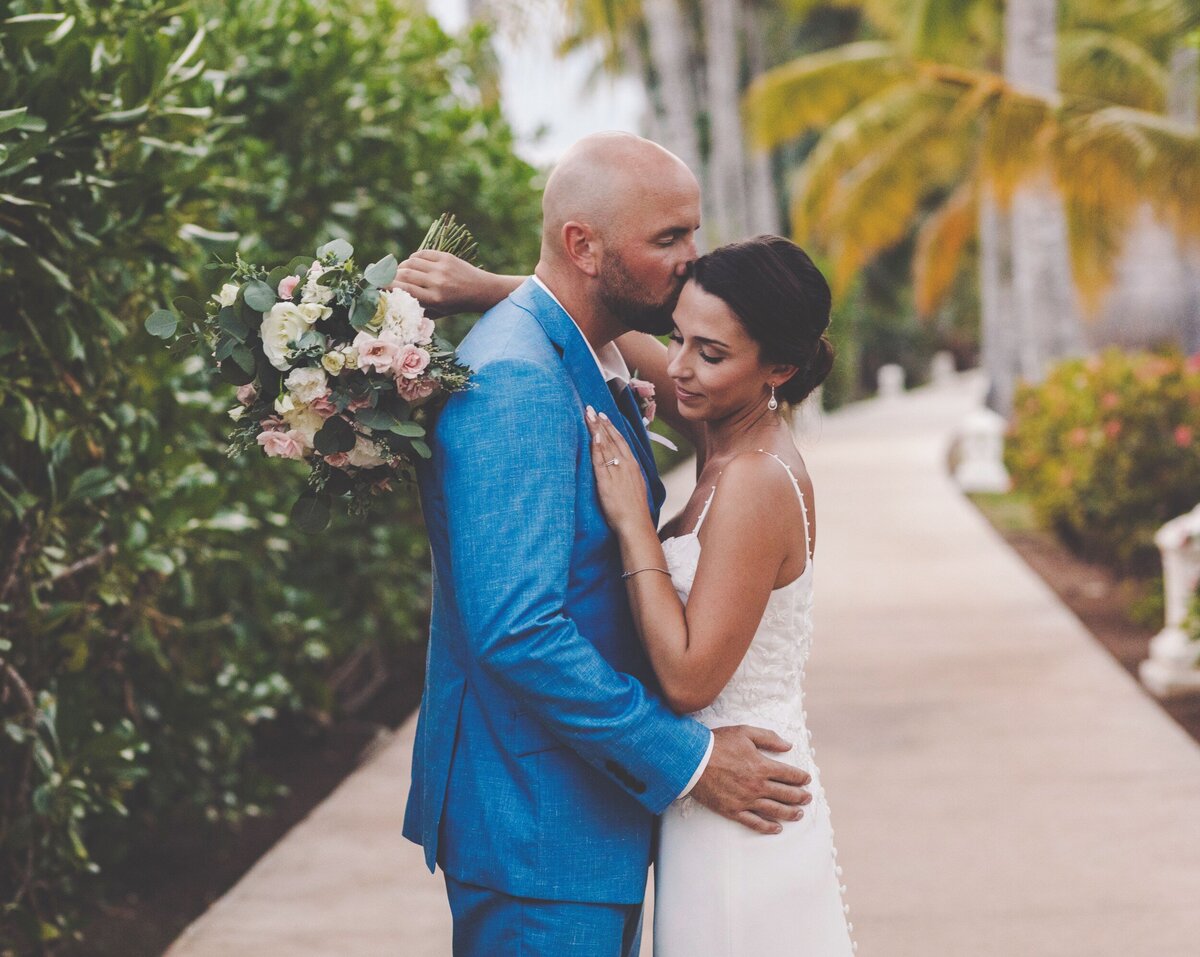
[668,332,722,365]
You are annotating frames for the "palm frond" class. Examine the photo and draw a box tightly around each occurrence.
[1059,30,1167,112]
[743,42,910,150]
[903,0,998,66]
[981,88,1058,207]
[793,81,974,294]
[913,180,978,316]
[1062,0,1196,44]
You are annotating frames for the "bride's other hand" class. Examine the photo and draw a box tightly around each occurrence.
[587,408,650,535]
[387,250,519,317]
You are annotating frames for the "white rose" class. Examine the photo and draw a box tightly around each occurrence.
[342,345,359,367]
[261,302,308,371]
[283,405,324,449]
[346,436,387,469]
[274,394,295,415]
[213,283,240,308]
[298,302,332,325]
[285,366,328,405]
[321,350,346,376]
[302,266,336,305]
[228,405,246,421]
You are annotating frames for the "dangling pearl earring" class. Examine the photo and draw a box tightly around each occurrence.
[767,384,779,412]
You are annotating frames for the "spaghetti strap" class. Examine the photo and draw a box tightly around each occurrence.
[692,483,719,535]
[755,449,813,560]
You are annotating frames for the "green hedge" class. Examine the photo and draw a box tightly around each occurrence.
[0,1,541,950]
[1006,349,1200,574]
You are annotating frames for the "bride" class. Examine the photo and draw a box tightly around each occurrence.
[396,235,855,956]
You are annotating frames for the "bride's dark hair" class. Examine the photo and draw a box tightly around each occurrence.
[691,235,834,405]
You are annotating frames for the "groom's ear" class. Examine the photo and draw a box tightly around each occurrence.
[562,221,601,278]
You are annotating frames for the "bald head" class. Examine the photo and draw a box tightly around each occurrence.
[541,133,698,261]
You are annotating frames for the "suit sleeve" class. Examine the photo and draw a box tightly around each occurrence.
[439,357,710,813]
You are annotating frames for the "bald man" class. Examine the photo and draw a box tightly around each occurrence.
[403,134,810,956]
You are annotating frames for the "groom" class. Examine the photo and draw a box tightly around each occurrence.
[405,133,812,955]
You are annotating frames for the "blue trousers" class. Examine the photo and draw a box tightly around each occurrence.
[445,875,644,957]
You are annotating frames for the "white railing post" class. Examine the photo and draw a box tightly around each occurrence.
[1139,505,1200,698]
[953,407,1011,493]
[877,364,905,399]
[931,351,956,387]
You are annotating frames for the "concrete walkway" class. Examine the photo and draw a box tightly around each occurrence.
[167,373,1200,956]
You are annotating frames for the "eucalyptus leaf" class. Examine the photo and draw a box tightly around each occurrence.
[172,296,205,320]
[230,343,255,374]
[364,253,398,288]
[144,310,178,339]
[218,306,249,342]
[291,492,332,533]
[410,438,432,459]
[214,335,237,361]
[354,406,399,430]
[316,238,353,263]
[242,279,276,312]
[389,421,425,437]
[219,357,255,386]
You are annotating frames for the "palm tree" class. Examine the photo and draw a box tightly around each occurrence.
[746,0,1200,411]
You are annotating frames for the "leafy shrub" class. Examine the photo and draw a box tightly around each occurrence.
[1006,349,1200,574]
[0,0,540,949]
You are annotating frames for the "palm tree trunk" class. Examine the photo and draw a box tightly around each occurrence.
[1169,43,1200,353]
[743,0,778,235]
[642,0,704,183]
[701,0,750,244]
[1003,0,1084,382]
[980,188,1018,414]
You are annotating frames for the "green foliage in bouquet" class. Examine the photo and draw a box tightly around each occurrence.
[1006,349,1200,574]
[0,0,540,948]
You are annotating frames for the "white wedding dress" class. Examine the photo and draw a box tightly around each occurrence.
[653,451,856,956]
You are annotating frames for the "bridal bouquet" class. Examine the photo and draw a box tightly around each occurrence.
[147,216,477,530]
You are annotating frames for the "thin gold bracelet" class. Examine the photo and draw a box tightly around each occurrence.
[621,567,671,581]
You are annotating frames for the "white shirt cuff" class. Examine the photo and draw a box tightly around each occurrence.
[677,731,714,799]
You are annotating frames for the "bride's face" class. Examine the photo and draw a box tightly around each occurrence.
[666,280,776,422]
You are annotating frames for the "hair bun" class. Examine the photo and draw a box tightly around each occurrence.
[779,335,834,405]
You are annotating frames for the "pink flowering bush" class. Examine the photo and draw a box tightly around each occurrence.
[1006,349,1200,573]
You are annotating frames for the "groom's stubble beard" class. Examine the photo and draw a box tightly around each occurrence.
[597,248,684,336]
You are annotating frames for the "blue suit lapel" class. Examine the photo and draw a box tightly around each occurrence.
[513,279,667,521]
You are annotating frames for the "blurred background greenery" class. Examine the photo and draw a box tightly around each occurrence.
[2,0,1200,952]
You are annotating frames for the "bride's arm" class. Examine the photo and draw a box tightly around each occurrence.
[614,331,701,448]
[588,413,798,713]
[389,250,522,316]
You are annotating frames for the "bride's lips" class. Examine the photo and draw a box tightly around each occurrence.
[675,385,702,404]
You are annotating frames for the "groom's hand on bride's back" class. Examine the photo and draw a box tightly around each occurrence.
[690,725,812,835]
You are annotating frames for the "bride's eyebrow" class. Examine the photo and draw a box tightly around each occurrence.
[693,335,730,349]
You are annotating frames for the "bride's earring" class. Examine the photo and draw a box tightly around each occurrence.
[767,384,779,412]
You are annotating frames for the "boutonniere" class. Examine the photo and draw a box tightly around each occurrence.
[629,374,677,452]
[629,376,657,425]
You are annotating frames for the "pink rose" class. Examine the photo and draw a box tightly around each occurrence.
[324,452,350,468]
[278,275,300,300]
[347,394,373,411]
[415,316,436,344]
[354,332,403,374]
[309,395,338,419]
[396,345,431,380]
[259,415,285,432]
[397,376,438,402]
[257,429,306,460]
[236,383,258,406]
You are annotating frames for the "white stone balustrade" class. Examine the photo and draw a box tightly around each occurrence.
[953,407,1011,494]
[877,364,905,399]
[1139,504,1200,698]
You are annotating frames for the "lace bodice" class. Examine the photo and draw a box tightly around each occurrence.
[662,451,819,807]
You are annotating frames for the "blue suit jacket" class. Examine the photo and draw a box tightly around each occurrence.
[403,279,710,904]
